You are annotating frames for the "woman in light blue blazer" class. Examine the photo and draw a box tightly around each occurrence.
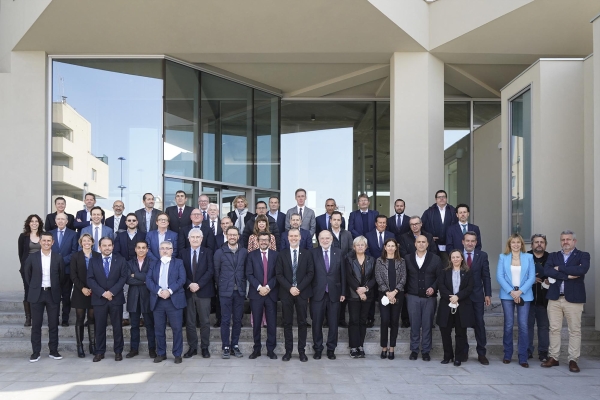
[496,233,535,367]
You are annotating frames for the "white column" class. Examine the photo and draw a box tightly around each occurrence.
[592,15,600,329]
[390,52,444,215]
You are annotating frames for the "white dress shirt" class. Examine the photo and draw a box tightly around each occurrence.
[41,251,52,287]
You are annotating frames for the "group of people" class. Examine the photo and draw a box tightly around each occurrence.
[18,188,589,373]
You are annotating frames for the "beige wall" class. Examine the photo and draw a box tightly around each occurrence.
[592,17,600,328]
[0,51,47,291]
[583,55,595,317]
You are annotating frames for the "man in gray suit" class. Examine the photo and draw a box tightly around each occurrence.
[135,193,161,233]
[80,207,114,251]
[285,188,316,237]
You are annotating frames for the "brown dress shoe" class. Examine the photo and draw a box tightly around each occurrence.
[502,359,511,364]
[122,319,130,327]
[520,362,529,368]
[478,354,489,365]
[541,357,559,368]
[569,360,580,373]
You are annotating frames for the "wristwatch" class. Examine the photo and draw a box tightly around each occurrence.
[513,286,519,291]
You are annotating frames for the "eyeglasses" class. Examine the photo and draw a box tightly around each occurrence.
[191,213,202,216]
[157,218,168,222]
[410,222,422,226]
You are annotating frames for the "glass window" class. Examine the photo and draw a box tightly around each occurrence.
[164,178,196,210]
[444,101,471,207]
[510,89,532,239]
[255,90,280,190]
[474,101,501,128]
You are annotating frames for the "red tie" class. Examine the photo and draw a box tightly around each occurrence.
[467,252,472,268]
[178,208,182,218]
[262,252,268,286]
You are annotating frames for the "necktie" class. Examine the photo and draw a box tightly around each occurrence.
[192,250,198,280]
[292,249,298,286]
[211,220,216,235]
[324,250,330,292]
[178,208,183,218]
[103,257,110,278]
[326,214,329,229]
[462,224,467,234]
[299,208,303,220]
[94,227,99,251]
[396,214,400,228]
[379,232,383,249]
[262,251,268,286]
[203,210,207,220]
[58,230,64,247]
[467,252,472,268]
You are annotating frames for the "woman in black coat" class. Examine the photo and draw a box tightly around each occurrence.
[70,233,101,357]
[437,249,474,366]
[17,214,44,326]
[345,235,376,358]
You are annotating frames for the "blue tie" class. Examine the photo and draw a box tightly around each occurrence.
[58,230,64,248]
[94,227,99,252]
[103,257,110,278]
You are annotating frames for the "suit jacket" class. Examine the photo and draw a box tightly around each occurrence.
[126,256,154,313]
[215,234,227,249]
[146,257,187,310]
[105,215,127,234]
[375,257,406,294]
[315,213,346,238]
[246,248,279,302]
[178,223,216,255]
[50,228,78,272]
[496,253,535,301]
[345,252,376,301]
[202,218,222,240]
[285,206,316,237]
[214,245,248,297]
[404,252,443,297]
[348,209,379,239]
[165,205,194,234]
[468,250,492,302]
[281,228,313,250]
[24,251,64,304]
[421,203,458,246]
[18,233,38,268]
[446,223,482,253]
[398,230,437,258]
[181,246,214,299]
[364,229,395,258]
[87,253,128,306]
[330,229,353,260]
[241,215,281,250]
[79,224,114,249]
[134,208,161,233]
[387,213,410,242]
[544,248,590,303]
[276,247,314,300]
[45,212,75,231]
[146,229,178,259]
[74,209,105,231]
[311,246,345,302]
[114,230,147,261]
[70,250,101,307]
[269,211,286,238]
[436,268,475,328]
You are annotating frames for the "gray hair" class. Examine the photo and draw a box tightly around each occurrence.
[159,240,173,249]
[188,228,204,239]
[560,230,576,239]
[353,235,368,247]
[208,203,219,212]
[409,216,422,223]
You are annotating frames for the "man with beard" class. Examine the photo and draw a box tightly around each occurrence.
[527,233,550,362]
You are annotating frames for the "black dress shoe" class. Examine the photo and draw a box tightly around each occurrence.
[183,348,197,359]
[249,351,261,359]
[125,350,139,358]
[201,348,211,358]
[313,351,322,360]
[282,352,292,361]
[327,350,336,360]
[453,360,462,366]
[149,349,157,358]
[267,351,278,360]
[154,355,167,363]
[299,352,308,362]
[174,356,182,364]
[478,354,489,365]
[366,319,375,328]
[409,351,418,360]
[380,350,388,359]
[387,352,394,360]
[441,358,453,364]
[93,354,104,362]
[401,320,410,328]
[61,321,69,327]
[114,353,123,361]
[422,353,431,361]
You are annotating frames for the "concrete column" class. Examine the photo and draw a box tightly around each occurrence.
[390,52,444,214]
[592,15,600,330]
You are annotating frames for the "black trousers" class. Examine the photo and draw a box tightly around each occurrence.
[464,301,487,356]
[338,297,348,323]
[250,295,277,352]
[311,297,340,352]
[30,290,59,354]
[94,302,124,355]
[281,295,308,353]
[368,283,379,320]
[348,300,372,348]
[60,275,73,323]
[379,293,403,347]
[439,311,467,360]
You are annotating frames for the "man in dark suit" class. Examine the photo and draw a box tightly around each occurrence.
[135,193,161,233]
[387,198,410,241]
[125,240,157,359]
[460,232,491,365]
[114,213,147,261]
[542,230,590,373]
[105,200,127,234]
[399,216,437,258]
[197,194,211,220]
[178,209,216,255]
[446,204,482,253]
[281,213,312,250]
[315,198,346,238]
[405,235,443,361]
[285,188,316,237]
[214,226,248,359]
[203,203,221,243]
[311,231,345,360]
[50,213,78,327]
[166,190,194,234]
[146,241,187,364]
[276,228,315,362]
[329,211,353,328]
[421,189,458,266]
[348,193,379,239]
[24,232,64,362]
[241,201,281,249]
[86,237,128,362]
[246,232,279,359]
[365,215,395,259]
[181,228,214,359]
[80,207,113,250]
[74,193,104,231]
[146,213,179,259]
[45,196,75,231]
[268,196,286,237]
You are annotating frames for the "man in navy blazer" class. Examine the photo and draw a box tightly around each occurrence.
[315,198,346,238]
[365,215,395,258]
[178,209,216,255]
[50,213,78,326]
[146,241,187,364]
[311,231,345,360]
[281,213,312,250]
[268,196,286,237]
[542,230,590,373]
[348,193,379,239]
[446,204,482,253]
[45,196,75,231]
[114,213,148,261]
[387,199,410,241]
[86,237,128,362]
[165,190,194,233]
[246,232,279,359]
[460,232,491,365]
[105,200,127,234]
[80,207,114,250]
[421,190,458,266]
[74,193,104,231]
[146,212,178,259]
[181,228,214,359]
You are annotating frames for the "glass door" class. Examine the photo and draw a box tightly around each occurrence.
[201,183,249,218]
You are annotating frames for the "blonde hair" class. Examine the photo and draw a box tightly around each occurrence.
[503,233,526,254]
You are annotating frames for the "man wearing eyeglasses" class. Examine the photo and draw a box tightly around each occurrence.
[146,213,178,260]
[421,190,458,266]
[527,233,550,363]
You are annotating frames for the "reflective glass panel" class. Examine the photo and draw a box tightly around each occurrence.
[375,102,390,215]
[474,101,501,128]
[444,101,471,207]
[255,91,280,190]
[510,90,532,239]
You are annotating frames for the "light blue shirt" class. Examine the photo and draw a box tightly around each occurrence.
[560,250,573,294]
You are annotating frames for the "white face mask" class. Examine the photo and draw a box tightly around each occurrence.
[160,256,171,264]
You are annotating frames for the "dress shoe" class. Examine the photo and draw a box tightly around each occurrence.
[313,351,322,360]
[249,351,261,359]
[520,362,529,368]
[387,352,394,360]
[61,321,69,327]
[454,360,462,367]
[139,318,144,327]
[409,351,418,360]
[174,356,182,364]
[422,353,431,361]
[149,348,157,358]
[440,358,453,364]
[153,355,167,363]
[125,350,139,358]
[366,319,375,328]
[122,319,130,327]
[338,320,348,328]
[267,351,278,360]
[401,320,411,328]
[282,352,292,361]
[183,348,197,358]
[93,354,105,362]
[478,354,489,365]
[380,350,388,359]
[569,360,580,373]
[114,353,123,361]
[541,357,559,368]
[502,359,511,364]
[213,319,221,328]
[201,348,211,358]
[327,350,336,360]
[299,352,308,362]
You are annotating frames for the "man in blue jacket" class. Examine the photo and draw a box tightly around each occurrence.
[50,213,78,326]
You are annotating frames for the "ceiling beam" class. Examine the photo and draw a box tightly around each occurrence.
[445,64,500,98]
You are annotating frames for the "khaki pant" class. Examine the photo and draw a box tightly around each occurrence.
[547,297,583,362]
